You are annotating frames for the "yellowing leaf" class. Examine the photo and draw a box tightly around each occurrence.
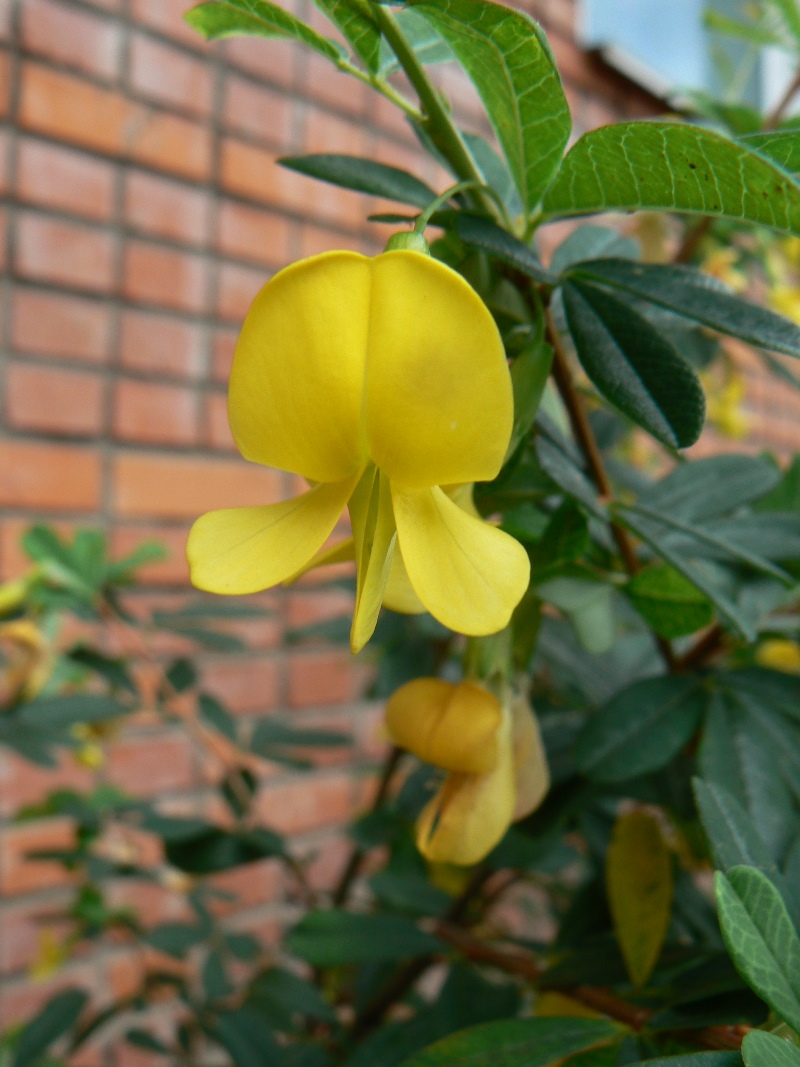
[606,809,673,988]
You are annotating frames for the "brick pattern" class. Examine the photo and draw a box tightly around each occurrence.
[3,0,773,1044]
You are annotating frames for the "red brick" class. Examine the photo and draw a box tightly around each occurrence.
[123,240,208,312]
[223,76,293,147]
[106,732,194,795]
[0,128,9,195]
[6,363,105,437]
[209,858,284,911]
[132,0,212,50]
[299,222,358,259]
[0,441,101,511]
[0,819,77,896]
[217,261,268,322]
[0,50,10,118]
[288,649,366,708]
[17,138,116,221]
[110,523,193,585]
[205,391,236,452]
[0,966,97,1029]
[11,289,110,363]
[113,379,198,445]
[15,212,116,292]
[113,453,281,518]
[300,51,371,117]
[304,108,369,156]
[119,311,205,379]
[0,748,92,820]
[217,200,292,267]
[124,170,210,245]
[19,62,139,155]
[22,0,122,80]
[256,772,355,835]
[0,206,7,272]
[0,0,10,39]
[220,137,282,204]
[129,33,213,119]
[223,35,295,88]
[0,899,74,975]
[212,329,238,383]
[202,657,280,714]
[128,109,212,181]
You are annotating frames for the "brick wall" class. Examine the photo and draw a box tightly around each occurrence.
[0,0,677,1042]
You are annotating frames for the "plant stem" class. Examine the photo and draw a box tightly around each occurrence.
[336,58,423,122]
[332,745,404,907]
[765,65,800,130]
[368,5,497,219]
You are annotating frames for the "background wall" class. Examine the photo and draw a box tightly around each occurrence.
[0,0,722,1044]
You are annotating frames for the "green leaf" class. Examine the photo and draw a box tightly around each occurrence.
[637,456,781,523]
[606,809,674,988]
[618,511,754,639]
[206,1007,283,1067]
[147,922,208,959]
[452,213,554,283]
[250,967,338,1028]
[508,334,554,456]
[704,9,785,46]
[741,131,800,176]
[627,565,713,638]
[12,988,89,1067]
[463,131,523,220]
[536,577,614,655]
[198,693,237,742]
[716,866,800,1032]
[379,8,453,75]
[279,153,437,209]
[165,827,285,873]
[543,122,800,235]
[562,281,705,448]
[568,259,800,360]
[287,910,442,966]
[310,0,381,71]
[68,646,138,695]
[550,224,639,274]
[165,657,197,693]
[743,1031,800,1067]
[574,675,706,783]
[125,1030,172,1054]
[185,0,343,60]
[628,1056,743,1067]
[763,0,800,43]
[410,0,571,212]
[396,1017,623,1067]
[20,694,130,728]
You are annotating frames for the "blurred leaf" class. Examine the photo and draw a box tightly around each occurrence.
[627,566,714,639]
[279,154,436,208]
[550,225,639,274]
[743,1030,800,1067]
[11,988,89,1067]
[574,676,706,783]
[165,657,197,694]
[741,131,800,176]
[508,333,554,458]
[716,866,800,1032]
[287,910,442,966]
[637,456,781,523]
[379,8,453,74]
[311,0,381,71]
[20,694,130,729]
[125,1030,172,1053]
[198,692,237,742]
[395,1016,623,1067]
[543,122,800,235]
[206,1006,284,1067]
[249,967,337,1029]
[146,922,208,958]
[606,809,674,988]
[203,950,234,1000]
[165,827,285,873]
[67,646,137,695]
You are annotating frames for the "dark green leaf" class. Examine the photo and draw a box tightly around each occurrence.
[568,259,800,360]
[626,565,714,638]
[535,437,604,518]
[410,0,570,212]
[716,866,800,1032]
[563,281,705,448]
[67,646,137,695]
[251,718,350,755]
[166,657,197,693]
[396,1016,623,1067]
[743,1030,800,1067]
[206,1007,283,1067]
[627,1055,743,1067]
[147,921,208,958]
[198,692,237,742]
[203,950,233,1000]
[165,827,285,873]
[12,988,89,1067]
[637,456,781,522]
[550,225,639,274]
[287,910,442,966]
[20,694,130,728]
[250,967,337,1028]
[125,1030,172,1053]
[452,213,553,283]
[279,154,436,208]
[508,333,554,456]
[463,132,523,220]
[574,675,706,783]
[224,932,262,960]
[740,131,800,176]
[543,122,800,234]
[185,0,343,61]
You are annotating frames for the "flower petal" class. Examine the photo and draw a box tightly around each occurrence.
[392,485,530,635]
[229,252,371,483]
[383,547,425,615]
[511,696,550,820]
[385,679,501,774]
[283,537,355,586]
[187,476,358,595]
[416,704,515,866]
[349,468,397,653]
[366,252,512,489]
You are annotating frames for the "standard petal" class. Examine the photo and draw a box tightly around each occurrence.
[187,476,358,595]
[229,252,371,483]
[392,485,530,635]
[365,251,512,489]
[416,704,515,866]
[511,696,550,820]
[283,537,355,586]
[385,678,501,774]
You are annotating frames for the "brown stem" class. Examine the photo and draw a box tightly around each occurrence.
[434,923,748,1050]
[332,745,404,907]
[675,623,726,672]
[765,66,800,130]
[545,309,677,670]
[674,217,714,265]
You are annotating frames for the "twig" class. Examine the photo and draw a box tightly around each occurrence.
[765,66,800,130]
[332,745,404,907]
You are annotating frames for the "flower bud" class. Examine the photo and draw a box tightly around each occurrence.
[384,231,430,255]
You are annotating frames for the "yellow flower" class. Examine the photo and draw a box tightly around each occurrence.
[700,248,748,293]
[386,679,549,865]
[756,639,800,674]
[187,251,530,652]
[770,285,800,325]
[705,371,750,439]
[29,929,69,981]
